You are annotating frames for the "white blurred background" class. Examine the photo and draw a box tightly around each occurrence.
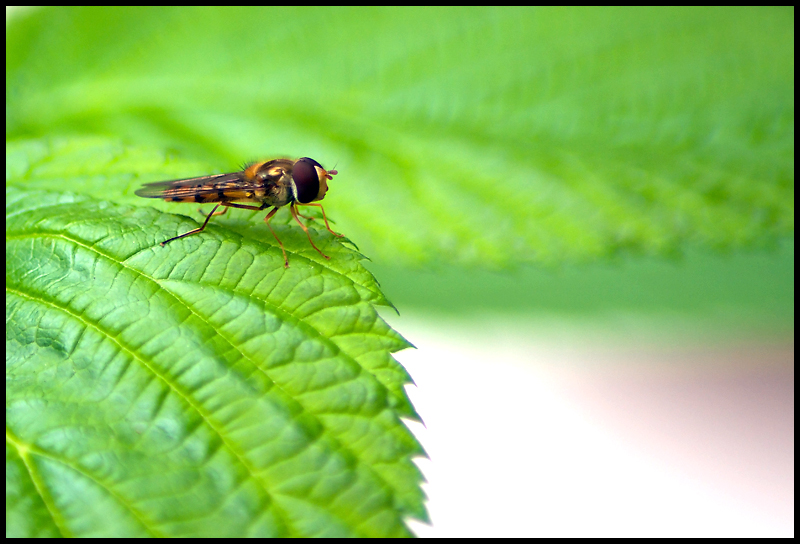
[391,315,794,537]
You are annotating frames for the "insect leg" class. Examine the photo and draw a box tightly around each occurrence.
[160,204,221,246]
[295,202,343,237]
[294,209,316,221]
[217,203,284,259]
[262,206,290,268]
[198,206,229,217]
[161,202,269,246]
[221,202,270,211]
[290,203,330,260]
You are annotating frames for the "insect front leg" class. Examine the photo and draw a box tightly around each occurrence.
[294,209,316,221]
[290,203,330,260]
[295,202,344,238]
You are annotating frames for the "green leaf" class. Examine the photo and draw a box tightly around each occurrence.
[7,7,793,266]
[6,138,426,537]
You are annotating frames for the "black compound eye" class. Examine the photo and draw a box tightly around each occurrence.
[293,158,322,204]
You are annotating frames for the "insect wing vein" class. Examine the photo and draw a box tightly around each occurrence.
[134,172,261,202]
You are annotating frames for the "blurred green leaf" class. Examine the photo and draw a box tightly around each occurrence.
[7,6,793,266]
[6,138,425,537]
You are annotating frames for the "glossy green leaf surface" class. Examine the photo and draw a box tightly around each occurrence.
[6,139,424,537]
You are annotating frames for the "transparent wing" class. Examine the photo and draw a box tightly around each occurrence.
[135,172,267,203]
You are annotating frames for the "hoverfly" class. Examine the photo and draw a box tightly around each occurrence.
[135,157,343,267]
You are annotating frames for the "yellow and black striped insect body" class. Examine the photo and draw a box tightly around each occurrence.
[135,157,342,267]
